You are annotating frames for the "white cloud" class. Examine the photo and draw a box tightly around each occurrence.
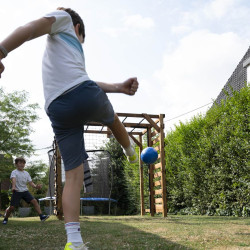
[101,27,123,38]
[123,14,155,29]
[102,14,155,37]
[204,0,236,19]
[155,30,249,128]
[171,25,191,35]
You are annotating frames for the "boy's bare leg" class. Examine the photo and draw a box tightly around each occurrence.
[108,113,130,148]
[30,199,42,214]
[108,113,138,163]
[63,163,84,223]
[4,206,14,219]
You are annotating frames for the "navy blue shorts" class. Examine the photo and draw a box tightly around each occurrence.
[47,80,114,171]
[10,191,34,207]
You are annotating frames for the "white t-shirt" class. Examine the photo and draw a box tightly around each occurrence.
[42,10,90,112]
[10,169,32,192]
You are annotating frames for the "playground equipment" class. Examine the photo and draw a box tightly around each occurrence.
[49,112,167,218]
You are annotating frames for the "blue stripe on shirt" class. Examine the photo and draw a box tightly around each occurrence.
[59,33,83,54]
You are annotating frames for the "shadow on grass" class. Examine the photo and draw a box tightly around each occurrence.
[0,216,193,250]
[81,217,193,250]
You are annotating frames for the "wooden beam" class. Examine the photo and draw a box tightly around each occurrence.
[159,114,167,217]
[151,130,159,137]
[84,129,142,136]
[85,122,150,129]
[152,137,160,145]
[149,165,155,216]
[155,198,163,204]
[154,189,163,195]
[139,135,145,216]
[142,113,160,133]
[129,132,143,136]
[154,180,162,187]
[148,129,155,217]
[155,207,163,213]
[155,204,163,211]
[154,163,162,170]
[84,130,110,134]
[85,113,165,136]
[154,171,162,178]
[123,122,151,128]
[143,128,160,136]
[116,112,160,118]
[130,134,142,148]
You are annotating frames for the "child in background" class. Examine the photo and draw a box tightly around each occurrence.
[2,157,49,225]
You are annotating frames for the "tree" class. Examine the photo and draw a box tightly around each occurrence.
[102,138,131,214]
[25,160,49,200]
[0,87,39,209]
[0,87,39,156]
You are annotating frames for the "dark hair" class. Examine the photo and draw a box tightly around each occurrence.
[15,157,26,164]
[57,7,85,40]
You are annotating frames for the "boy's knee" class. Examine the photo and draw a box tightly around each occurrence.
[9,206,15,211]
[113,113,119,122]
[109,113,119,127]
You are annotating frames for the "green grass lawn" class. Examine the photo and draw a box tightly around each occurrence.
[0,215,249,249]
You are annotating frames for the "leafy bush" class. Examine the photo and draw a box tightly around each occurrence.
[165,85,249,216]
[0,190,11,210]
[102,138,131,214]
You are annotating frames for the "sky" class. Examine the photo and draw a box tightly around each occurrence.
[0,0,250,164]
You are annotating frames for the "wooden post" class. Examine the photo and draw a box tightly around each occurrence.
[148,128,155,217]
[139,135,145,215]
[55,142,63,220]
[159,114,167,217]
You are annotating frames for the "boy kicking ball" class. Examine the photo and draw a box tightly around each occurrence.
[2,157,49,225]
[0,7,138,250]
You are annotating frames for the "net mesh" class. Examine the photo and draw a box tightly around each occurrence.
[84,131,109,151]
[47,148,113,199]
[83,150,112,198]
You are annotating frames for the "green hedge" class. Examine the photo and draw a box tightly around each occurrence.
[0,190,11,210]
[165,85,250,216]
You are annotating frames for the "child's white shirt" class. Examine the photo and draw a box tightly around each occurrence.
[10,169,32,192]
[42,10,90,112]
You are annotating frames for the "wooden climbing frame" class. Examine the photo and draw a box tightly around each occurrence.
[54,112,167,218]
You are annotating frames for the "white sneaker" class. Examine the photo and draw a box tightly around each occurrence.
[123,137,138,163]
[64,242,88,250]
[127,152,138,163]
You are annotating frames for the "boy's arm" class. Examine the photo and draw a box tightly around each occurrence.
[28,181,42,190]
[11,177,17,192]
[96,77,139,96]
[0,16,55,76]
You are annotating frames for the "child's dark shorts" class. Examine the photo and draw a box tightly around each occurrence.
[10,191,34,207]
[47,80,115,171]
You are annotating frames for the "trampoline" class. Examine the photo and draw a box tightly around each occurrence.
[38,197,55,215]
[80,197,118,215]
